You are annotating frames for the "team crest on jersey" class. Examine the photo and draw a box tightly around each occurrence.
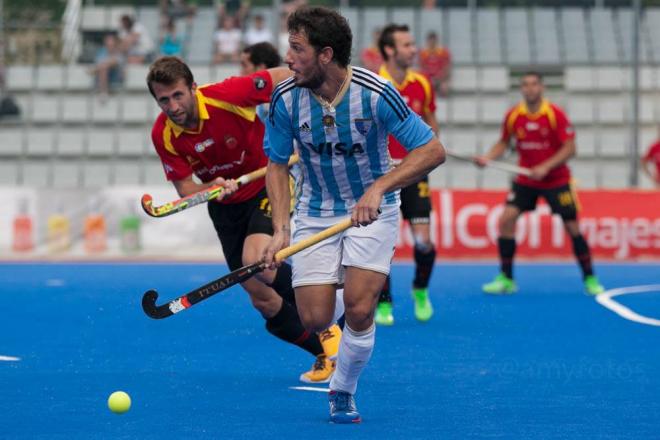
[194,138,214,153]
[254,77,267,90]
[353,118,372,136]
[322,114,336,128]
[224,135,238,149]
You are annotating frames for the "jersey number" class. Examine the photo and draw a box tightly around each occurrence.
[418,181,430,198]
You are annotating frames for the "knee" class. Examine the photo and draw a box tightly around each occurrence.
[563,220,580,237]
[297,308,333,333]
[242,246,262,267]
[242,283,280,316]
[499,215,516,235]
[343,297,375,328]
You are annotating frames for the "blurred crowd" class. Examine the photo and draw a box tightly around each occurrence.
[90,0,308,97]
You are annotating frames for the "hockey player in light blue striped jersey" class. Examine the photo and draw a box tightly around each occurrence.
[262,6,446,424]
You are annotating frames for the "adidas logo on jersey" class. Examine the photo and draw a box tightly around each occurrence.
[299,122,311,133]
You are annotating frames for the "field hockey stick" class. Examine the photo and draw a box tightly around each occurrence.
[445,149,532,177]
[142,217,353,319]
[141,154,299,218]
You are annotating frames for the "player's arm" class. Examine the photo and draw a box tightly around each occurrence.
[262,93,295,267]
[151,125,238,200]
[266,67,293,87]
[422,110,439,136]
[529,109,576,180]
[529,138,576,180]
[353,84,445,226]
[356,139,445,226]
[640,149,656,182]
[475,111,512,167]
[263,160,292,267]
[203,67,292,107]
[421,75,440,136]
[172,174,238,199]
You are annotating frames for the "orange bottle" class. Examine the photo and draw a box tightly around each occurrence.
[12,199,34,252]
[83,213,107,253]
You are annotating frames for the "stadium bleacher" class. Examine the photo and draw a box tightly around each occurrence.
[1,6,659,190]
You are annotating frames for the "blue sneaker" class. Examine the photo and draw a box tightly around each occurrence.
[328,390,361,424]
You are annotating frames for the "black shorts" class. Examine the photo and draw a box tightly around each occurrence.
[207,188,273,271]
[400,176,431,224]
[506,182,579,221]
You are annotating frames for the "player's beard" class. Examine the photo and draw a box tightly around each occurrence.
[395,51,414,71]
[294,62,325,90]
[169,101,197,128]
[524,94,542,108]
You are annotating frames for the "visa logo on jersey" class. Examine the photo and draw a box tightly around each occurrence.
[194,138,215,153]
[305,142,365,156]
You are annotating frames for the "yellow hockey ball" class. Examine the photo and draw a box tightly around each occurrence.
[107,391,131,414]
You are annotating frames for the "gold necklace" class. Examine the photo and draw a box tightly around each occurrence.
[314,72,348,114]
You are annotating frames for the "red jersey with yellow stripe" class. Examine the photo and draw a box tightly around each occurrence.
[419,46,451,79]
[378,66,436,159]
[151,71,273,204]
[501,99,575,189]
[643,141,660,183]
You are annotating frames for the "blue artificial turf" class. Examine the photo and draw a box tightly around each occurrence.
[1,262,659,439]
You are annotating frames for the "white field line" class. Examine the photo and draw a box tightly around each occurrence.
[595,284,660,327]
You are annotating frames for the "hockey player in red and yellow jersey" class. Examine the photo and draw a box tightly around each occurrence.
[475,72,605,295]
[375,24,440,325]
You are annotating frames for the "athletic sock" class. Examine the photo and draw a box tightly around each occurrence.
[498,237,516,279]
[265,300,323,356]
[329,323,376,395]
[571,234,594,278]
[378,276,392,303]
[266,262,296,305]
[413,245,436,289]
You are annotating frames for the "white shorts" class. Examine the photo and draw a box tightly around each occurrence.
[291,206,399,288]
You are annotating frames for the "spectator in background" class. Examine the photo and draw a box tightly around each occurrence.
[119,14,155,64]
[360,28,382,73]
[160,0,196,24]
[217,0,249,28]
[213,15,242,64]
[159,18,185,57]
[641,129,660,188]
[244,14,273,46]
[90,33,124,99]
[419,31,451,97]
[239,42,281,77]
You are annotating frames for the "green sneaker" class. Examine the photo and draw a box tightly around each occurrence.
[412,288,433,322]
[482,273,517,294]
[584,275,605,295]
[375,301,394,326]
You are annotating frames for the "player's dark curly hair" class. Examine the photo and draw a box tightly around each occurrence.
[287,6,352,68]
[243,42,282,69]
[523,71,544,82]
[146,56,194,97]
[378,23,410,61]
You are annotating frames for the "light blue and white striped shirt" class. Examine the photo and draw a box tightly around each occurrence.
[267,66,433,217]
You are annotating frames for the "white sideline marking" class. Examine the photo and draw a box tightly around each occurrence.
[45,278,65,287]
[289,386,330,393]
[596,284,660,327]
[0,355,20,362]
